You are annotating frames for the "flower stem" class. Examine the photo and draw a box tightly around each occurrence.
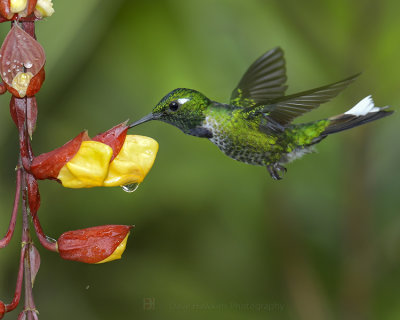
[5,245,26,312]
[0,168,21,248]
[22,166,37,315]
[32,215,57,252]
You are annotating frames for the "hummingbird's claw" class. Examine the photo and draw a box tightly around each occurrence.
[267,164,287,180]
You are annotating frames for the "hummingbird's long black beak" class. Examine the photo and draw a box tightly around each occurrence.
[128,113,154,128]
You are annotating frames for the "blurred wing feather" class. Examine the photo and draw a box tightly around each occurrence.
[262,74,360,126]
[230,47,288,107]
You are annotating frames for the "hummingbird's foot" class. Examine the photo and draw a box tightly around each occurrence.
[267,164,287,180]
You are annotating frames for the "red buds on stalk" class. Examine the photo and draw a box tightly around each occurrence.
[0,1,159,317]
[57,225,132,264]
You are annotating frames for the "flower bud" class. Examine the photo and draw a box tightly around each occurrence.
[0,24,45,97]
[0,300,5,319]
[57,225,132,264]
[31,122,158,188]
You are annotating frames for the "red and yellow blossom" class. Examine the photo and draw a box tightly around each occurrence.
[0,0,54,20]
[57,225,132,264]
[30,122,158,188]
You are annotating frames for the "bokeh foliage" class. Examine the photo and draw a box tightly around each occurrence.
[0,0,399,319]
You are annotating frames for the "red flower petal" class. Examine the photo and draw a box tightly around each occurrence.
[92,121,128,160]
[0,300,5,319]
[19,0,37,18]
[0,0,13,20]
[30,131,90,180]
[58,225,132,264]
[0,24,45,87]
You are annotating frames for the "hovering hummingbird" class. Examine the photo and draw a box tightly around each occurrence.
[130,48,393,180]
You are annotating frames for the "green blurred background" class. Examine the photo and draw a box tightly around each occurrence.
[1,0,400,319]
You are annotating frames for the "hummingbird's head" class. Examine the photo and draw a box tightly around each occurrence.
[130,88,211,135]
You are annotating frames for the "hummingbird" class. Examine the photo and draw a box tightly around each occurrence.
[129,47,393,180]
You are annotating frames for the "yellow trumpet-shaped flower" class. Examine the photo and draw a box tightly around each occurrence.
[104,135,159,187]
[10,0,27,13]
[58,141,113,188]
[35,0,55,17]
[57,136,158,188]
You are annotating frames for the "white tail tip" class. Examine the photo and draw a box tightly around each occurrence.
[344,95,380,116]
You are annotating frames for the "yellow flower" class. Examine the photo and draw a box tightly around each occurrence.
[35,0,54,18]
[104,135,158,186]
[57,136,158,188]
[11,72,33,98]
[10,0,27,13]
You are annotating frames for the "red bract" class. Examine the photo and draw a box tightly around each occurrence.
[57,225,132,264]
[93,121,128,160]
[30,131,90,180]
[0,300,5,319]
[0,24,45,97]
[0,0,13,20]
[30,121,131,181]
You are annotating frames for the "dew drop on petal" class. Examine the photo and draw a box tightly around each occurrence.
[121,183,140,193]
[24,61,33,68]
[2,72,5,76]
[6,61,10,65]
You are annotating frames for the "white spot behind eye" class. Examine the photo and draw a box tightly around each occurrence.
[177,98,190,105]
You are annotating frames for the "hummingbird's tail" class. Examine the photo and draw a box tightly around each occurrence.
[321,96,393,136]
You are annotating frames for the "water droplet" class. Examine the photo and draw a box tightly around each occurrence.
[2,72,5,76]
[121,183,140,193]
[7,69,11,72]
[24,61,32,68]
[46,236,57,243]
[6,61,10,65]
[23,37,26,40]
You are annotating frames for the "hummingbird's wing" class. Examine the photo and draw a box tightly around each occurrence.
[230,47,287,107]
[255,74,360,131]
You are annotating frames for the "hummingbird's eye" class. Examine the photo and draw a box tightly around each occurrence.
[169,101,180,112]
